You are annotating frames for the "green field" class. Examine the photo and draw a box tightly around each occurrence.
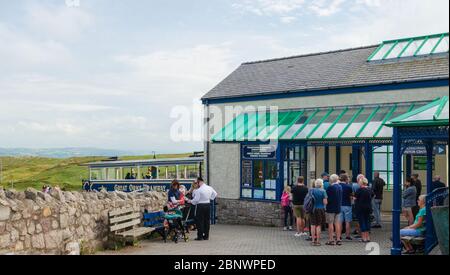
[0,153,191,191]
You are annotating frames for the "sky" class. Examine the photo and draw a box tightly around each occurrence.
[0,0,448,153]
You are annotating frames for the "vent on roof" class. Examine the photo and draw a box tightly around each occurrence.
[368,32,449,62]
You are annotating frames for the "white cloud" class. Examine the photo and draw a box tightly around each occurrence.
[281,16,298,24]
[309,0,346,16]
[25,2,93,42]
[0,23,73,71]
[232,0,306,16]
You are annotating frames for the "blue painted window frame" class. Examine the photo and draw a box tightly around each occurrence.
[240,143,280,202]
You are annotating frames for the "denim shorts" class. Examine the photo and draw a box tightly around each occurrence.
[400,229,423,237]
[340,206,352,222]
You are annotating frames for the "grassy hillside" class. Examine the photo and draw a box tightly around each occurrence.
[0,153,191,191]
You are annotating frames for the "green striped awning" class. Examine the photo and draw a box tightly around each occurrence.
[212,102,430,142]
[387,97,449,128]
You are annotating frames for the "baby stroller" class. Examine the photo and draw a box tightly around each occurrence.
[163,206,189,243]
[181,203,197,233]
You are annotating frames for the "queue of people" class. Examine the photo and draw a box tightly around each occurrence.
[281,170,446,252]
[282,171,381,246]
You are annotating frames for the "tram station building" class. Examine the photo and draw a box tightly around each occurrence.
[201,33,449,226]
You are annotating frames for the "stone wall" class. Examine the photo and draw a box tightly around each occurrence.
[0,187,166,255]
[216,198,282,227]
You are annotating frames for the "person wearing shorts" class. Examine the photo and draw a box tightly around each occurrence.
[310,179,328,246]
[325,174,342,246]
[339,173,354,240]
[291,177,309,237]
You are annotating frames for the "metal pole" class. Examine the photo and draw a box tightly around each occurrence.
[364,141,373,184]
[425,140,436,254]
[391,127,402,255]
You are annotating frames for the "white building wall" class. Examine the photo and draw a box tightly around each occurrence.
[209,143,241,199]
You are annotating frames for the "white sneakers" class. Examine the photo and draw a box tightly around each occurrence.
[284,226,293,231]
[295,232,308,237]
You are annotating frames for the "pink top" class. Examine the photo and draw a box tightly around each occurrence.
[281,192,290,207]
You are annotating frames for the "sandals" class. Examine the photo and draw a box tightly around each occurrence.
[325,241,336,246]
[312,241,322,246]
[336,240,342,246]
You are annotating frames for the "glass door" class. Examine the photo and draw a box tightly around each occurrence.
[284,144,307,187]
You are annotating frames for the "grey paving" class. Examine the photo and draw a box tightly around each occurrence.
[99,220,398,255]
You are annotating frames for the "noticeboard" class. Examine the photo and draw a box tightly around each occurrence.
[413,156,435,171]
[243,145,276,159]
[242,160,253,187]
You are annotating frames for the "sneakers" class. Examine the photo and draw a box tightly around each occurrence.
[288,226,293,231]
[345,236,353,241]
[283,227,288,231]
[295,232,302,237]
[372,224,382,229]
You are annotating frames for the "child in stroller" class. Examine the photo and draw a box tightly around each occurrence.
[163,206,189,243]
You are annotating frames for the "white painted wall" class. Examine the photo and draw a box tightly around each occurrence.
[209,143,241,199]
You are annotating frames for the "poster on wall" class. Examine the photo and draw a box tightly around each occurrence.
[242,160,253,187]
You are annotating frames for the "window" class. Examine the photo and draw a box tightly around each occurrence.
[141,166,158,179]
[122,167,139,180]
[178,164,200,179]
[90,168,106,180]
[241,159,278,201]
[368,33,449,62]
[158,166,177,180]
[373,146,404,190]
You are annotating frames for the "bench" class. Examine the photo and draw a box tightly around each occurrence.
[108,207,154,247]
[143,211,168,242]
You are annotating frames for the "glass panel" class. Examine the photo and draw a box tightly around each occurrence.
[123,167,138,180]
[289,161,300,186]
[265,190,276,200]
[266,161,277,180]
[374,126,393,138]
[253,160,264,188]
[309,109,345,139]
[295,109,330,139]
[374,146,388,153]
[373,153,387,171]
[90,169,104,180]
[404,105,439,121]
[358,106,392,137]
[400,39,423,57]
[439,101,449,120]
[325,108,360,138]
[433,36,449,54]
[142,166,158,179]
[417,37,441,56]
[254,190,264,199]
[242,189,252,198]
[371,43,394,60]
[341,107,374,138]
[157,166,176,180]
[385,41,409,59]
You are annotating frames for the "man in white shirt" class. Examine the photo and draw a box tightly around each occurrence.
[186,177,217,241]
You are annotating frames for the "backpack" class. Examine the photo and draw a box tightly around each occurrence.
[304,189,315,214]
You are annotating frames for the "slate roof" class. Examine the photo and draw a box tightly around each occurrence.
[202,45,449,101]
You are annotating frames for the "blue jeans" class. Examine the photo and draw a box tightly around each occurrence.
[400,229,423,237]
[372,199,382,225]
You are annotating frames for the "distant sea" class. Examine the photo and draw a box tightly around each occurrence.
[0,148,146,158]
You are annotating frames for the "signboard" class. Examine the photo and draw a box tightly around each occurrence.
[82,181,192,193]
[243,145,277,159]
[404,145,447,155]
[242,160,253,187]
[413,156,435,171]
